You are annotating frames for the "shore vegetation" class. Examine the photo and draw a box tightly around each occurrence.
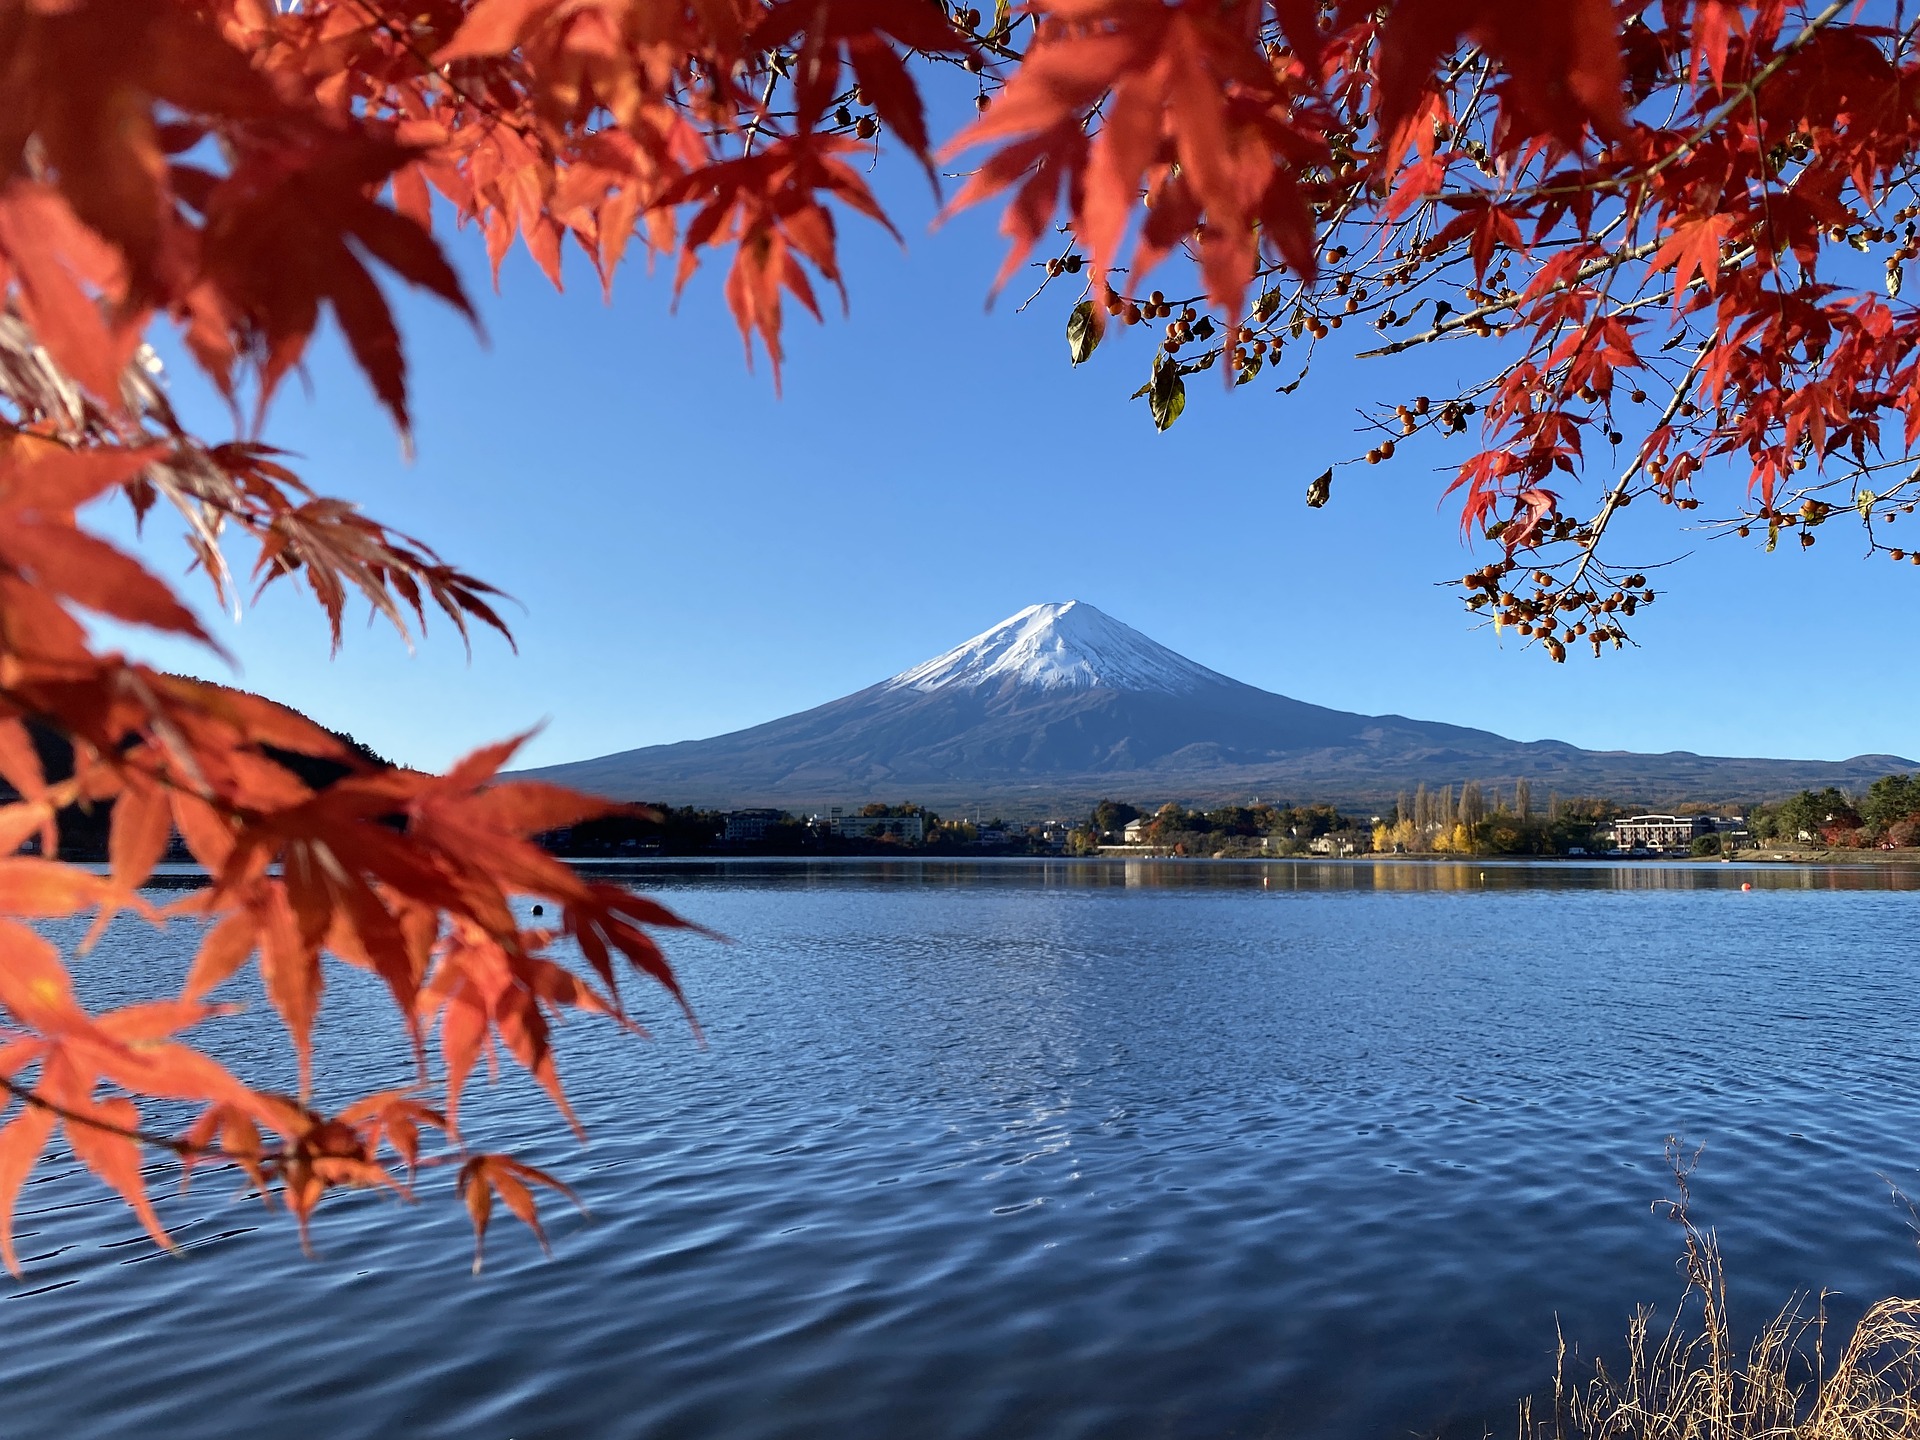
[1518,1149,1920,1440]
[513,771,1920,863]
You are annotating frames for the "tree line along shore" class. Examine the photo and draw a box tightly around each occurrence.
[19,758,1919,864]
[524,773,1920,862]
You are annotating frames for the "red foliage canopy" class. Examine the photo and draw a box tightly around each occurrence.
[0,0,1914,1262]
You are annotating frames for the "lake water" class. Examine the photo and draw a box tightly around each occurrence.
[5,859,1920,1439]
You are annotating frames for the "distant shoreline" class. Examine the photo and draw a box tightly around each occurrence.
[559,850,1920,868]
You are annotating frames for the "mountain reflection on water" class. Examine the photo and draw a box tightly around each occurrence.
[6,859,1920,1440]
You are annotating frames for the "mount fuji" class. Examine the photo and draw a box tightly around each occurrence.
[519,601,1911,811]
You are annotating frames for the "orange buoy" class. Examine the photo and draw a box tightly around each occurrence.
[1740,883,1752,892]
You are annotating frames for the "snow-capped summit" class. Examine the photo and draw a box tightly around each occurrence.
[883,601,1229,695]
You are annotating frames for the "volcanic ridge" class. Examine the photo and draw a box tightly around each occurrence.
[519,601,1911,811]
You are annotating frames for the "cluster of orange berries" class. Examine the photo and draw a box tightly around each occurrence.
[1362,395,1478,461]
[1722,495,1920,558]
[1730,498,1836,542]
[1329,274,1370,314]
[1460,563,1654,660]
[1225,332,1270,369]
[1103,288,1182,330]
[1843,210,1920,263]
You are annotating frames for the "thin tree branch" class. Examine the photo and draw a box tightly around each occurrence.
[1356,239,1665,358]
[1561,344,1713,598]
[0,1074,214,1158]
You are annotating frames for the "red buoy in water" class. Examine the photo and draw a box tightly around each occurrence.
[1740,883,1752,892]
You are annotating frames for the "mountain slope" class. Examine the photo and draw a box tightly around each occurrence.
[519,602,1912,811]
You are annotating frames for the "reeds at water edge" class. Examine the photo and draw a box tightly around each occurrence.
[1517,1143,1920,1440]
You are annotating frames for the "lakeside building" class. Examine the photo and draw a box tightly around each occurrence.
[828,808,926,843]
[722,809,786,843]
[1122,817,1154,843]
[1613,814,1709,851]
[1307,831,1371,856]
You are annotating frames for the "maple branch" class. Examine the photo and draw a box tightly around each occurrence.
[0,1074,210,1158]
[1426,0,1852,212]
[1714,458,1920,553]
[340,0,540,142]
[1625,0,1849,193]
[1355,239,1664,358]
[1359,223,1771,365]
[1450,50,1495,138]
[1559,344,1713,601]
[741,64,783,158]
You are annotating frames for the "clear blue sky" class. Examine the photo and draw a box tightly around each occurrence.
[99,179,1920,775]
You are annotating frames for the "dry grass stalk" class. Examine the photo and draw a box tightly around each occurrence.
[1519,1143,1920,1440]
